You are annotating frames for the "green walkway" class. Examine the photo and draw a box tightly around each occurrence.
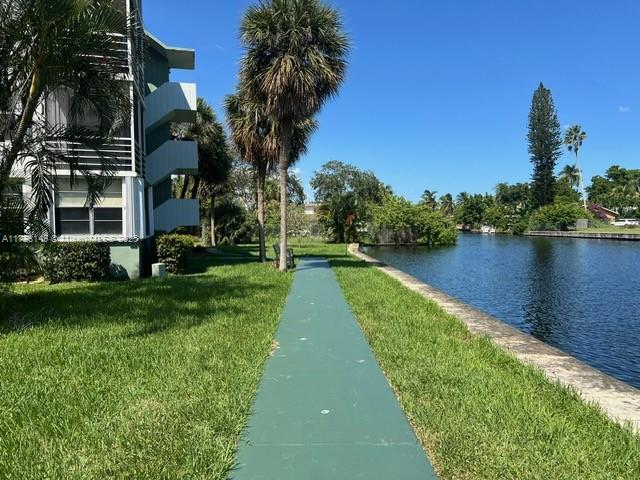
[232,258,437,479]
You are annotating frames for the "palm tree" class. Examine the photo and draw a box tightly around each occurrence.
[1,0,141,219]
[421,190,438,210]
[438,193,454,216]
[225,92,277,262]
[564,125,588,210]
[559,164,580,189]
[173,98,232,246]
[226,91,317,262]
[240,0,350,271]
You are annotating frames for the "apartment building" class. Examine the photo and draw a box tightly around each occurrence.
[10,0,199,278]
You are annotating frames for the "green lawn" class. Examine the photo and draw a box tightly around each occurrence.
[3,241,639,478]
[577,226,640,234]
[0,252,292,479]
[331,256,640,479]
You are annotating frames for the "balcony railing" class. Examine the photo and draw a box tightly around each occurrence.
[145,82,197,132]
[46,138,134,172]
[146,140,198,185]
[154,198,199,233]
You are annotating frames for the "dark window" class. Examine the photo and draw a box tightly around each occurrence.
[94,208,123,234]
[56,208,90,234]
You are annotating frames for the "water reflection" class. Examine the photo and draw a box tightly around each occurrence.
[366,235,640,388]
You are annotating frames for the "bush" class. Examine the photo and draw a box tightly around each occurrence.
[40,242,111,284]
[529,203,586,231]
[511,220,528,235]
[371,194,458,246]
[155,234,196,274]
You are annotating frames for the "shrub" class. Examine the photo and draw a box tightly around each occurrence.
[529,203,586,231]
[371,195,457,246]
[511,220,528,235]
[155,234,196,274]
[40,242,111,284]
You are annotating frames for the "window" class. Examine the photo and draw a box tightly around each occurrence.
[55,178,123,236]
[56,207,90,235]
[94,208,123,234]
[1,181,25,235]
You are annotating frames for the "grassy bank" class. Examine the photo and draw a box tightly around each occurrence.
[577,226,640,234]
[331,256,640,479]
[0,252,292,479]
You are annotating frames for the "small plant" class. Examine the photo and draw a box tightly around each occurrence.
[40,242,111,284]
[155,234,197,274]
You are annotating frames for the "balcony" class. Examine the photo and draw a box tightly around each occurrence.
[154,198,199,233]
[145,82,197,132]
[146,140,198,186]
[46,138,134,172]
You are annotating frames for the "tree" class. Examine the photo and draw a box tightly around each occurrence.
[0,0,141,220]
[438,193,454,216]
[311,161,388,243]
[420,190,438,210]
[371,194,457,247]
[495,182,531,213]
[587,165,640,215]
[455,193,494,229]
[529,202,585,231]
[225,91,316,261]
[559,164,580,189]
[173,98,232,246]
[240,0,350,270]
[563,125,588,210]
[528,83,562,209]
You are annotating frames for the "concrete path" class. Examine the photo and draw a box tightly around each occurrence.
[232,258,437,479]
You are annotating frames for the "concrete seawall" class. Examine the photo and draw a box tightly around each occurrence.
[526,231,640,241]
[347,244,640,432]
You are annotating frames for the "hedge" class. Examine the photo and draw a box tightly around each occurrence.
[155,234,196,274]
[40,242,111,284]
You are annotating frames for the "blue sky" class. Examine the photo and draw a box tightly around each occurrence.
[145,0,639,202]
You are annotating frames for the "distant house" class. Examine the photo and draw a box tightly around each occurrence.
[589,204,619,223]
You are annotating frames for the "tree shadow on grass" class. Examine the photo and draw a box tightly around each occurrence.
[0,254,276,337]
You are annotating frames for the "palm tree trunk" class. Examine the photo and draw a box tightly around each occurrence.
[576,153,587,211]
[256,165,267,263]
[189,176,200,200]
[210,194,216,247]
[1,70,43,182]
[278,122,293,271]
[179,176,190,199]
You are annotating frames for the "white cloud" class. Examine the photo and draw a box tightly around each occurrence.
[618,106,631,113]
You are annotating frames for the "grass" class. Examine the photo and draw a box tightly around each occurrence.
[0,251,292,479]
[217,237,349,260]
[330,256,640,479]
[576,226,640,234]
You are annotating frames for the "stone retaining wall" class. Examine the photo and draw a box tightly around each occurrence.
[526,231,640,241]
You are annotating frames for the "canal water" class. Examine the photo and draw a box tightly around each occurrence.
[364,234,640,389]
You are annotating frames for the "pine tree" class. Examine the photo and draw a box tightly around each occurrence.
[528,83,562,208]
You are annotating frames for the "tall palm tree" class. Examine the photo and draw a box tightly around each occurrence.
[1,0,141,219]
[240,0,350,271]
[559,164,580,189]
[564,125,588,210]
[226,91,317,262]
